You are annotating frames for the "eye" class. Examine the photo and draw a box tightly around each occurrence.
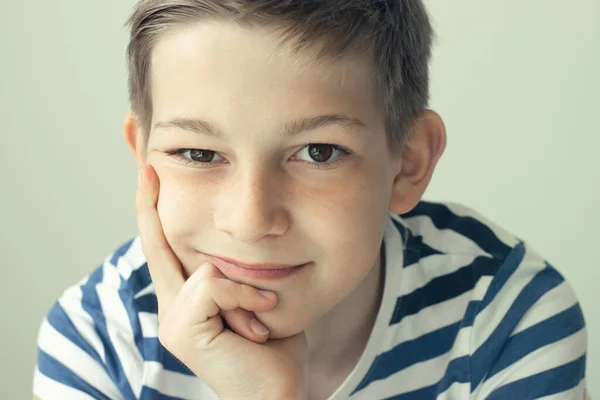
[166,148,226,166]
[295,144,348,164]
[185,149,223,163]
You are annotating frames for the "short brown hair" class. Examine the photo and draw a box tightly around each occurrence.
[125,0,434,151]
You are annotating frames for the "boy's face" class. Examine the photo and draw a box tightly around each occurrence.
[134,22,406,338]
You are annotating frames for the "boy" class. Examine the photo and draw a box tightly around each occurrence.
[33,0,588,399]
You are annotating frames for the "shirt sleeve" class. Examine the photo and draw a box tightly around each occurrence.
[33,260,143,400]
[33,282,122,399]
[469,242,587,399]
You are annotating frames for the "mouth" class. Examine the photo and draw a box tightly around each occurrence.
[200,252,309,281]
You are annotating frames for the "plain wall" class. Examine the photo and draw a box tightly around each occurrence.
[1,1,597,397]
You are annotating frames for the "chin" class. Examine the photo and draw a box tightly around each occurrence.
[255,309,308,340]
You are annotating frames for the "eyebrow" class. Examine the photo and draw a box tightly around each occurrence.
[153,114,367,137]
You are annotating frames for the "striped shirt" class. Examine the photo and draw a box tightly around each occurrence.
[33,201,588,399]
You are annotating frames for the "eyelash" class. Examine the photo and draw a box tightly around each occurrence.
[165,144,352,170]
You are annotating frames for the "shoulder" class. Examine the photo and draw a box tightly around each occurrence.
[50,236,154,322]
[44,235,157,344]
[397,201,584,326]
[34,236,155,399]
[396,201,587,397]
[77,236,153,301]
[399,200,520,261]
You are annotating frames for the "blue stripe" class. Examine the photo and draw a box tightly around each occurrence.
[487,304,585,379]
[37,350,114,400]
[475,242,525,315]
[487,355,586,399]
[385,384,438,400]
[419,241,443,260]
[81,266,137,400]
[436,355,470,394]
[141,338,195,376]
[135,293,158,314]
[139,386,185,400]
[46,300,104,366]
[364,356,471,399]
[127,263,154,297]
[402,202,512,260]
[109,238,135,268]
[353,321,462,393]
[390,256,500,325]
[470,264,565,388]
[391,219,430,267]
[462,300,481,327]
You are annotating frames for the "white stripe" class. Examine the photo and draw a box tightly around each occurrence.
[474,328,587,399]
[33,368,98,400]
[442,324,475,361]
[124,236,146,271]
[471,275,494,305]
[443,202,521,249]
[76,275,90,286]
[115,238,146,278]
[471,248,545,350]
[536,379,586,400]
[436,381,471,400]
[116,258,134,280]
[37,320,121,399]
[97,262,144,397]
[58,285,106,362]
[143,361,219,400]
[401,214,493,260]
[511,281,578,335]
[139,312,159,338]
[109,237,147,281]
[381,275,492,356]
[353,351,451,399]
[124,236,148,270]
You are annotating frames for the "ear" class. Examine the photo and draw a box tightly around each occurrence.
[123,110,146,166]
[388,110,446,214]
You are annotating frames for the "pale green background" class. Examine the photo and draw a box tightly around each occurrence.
[1,1,598,398]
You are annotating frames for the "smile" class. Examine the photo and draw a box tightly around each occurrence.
[200,253,309,281]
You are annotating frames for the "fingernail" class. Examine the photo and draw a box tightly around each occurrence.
[250,318,269,335]
[259,290,276,299]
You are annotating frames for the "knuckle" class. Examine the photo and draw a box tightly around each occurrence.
[195,278,213,294]
[239,284,257,298]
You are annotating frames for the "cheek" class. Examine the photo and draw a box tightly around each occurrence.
[155,173,211,243]
[309,167,390,272]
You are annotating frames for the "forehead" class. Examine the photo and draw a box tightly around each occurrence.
[149,21,383,135]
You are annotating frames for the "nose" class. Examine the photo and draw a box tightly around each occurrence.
[213,167,289,243]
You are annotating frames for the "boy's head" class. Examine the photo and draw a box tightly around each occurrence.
[123,0,445,339]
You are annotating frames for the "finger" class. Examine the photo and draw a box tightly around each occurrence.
[221,307,270,343]
[178,264,278,325]
[136,164,184,308]
[191,263,270,342]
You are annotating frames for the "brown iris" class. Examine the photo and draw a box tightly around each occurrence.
[308,144,333,162]
[189,150,216,162]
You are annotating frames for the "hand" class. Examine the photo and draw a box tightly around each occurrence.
[136,164,308,400]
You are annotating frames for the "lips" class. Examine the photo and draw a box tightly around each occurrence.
[201,253,308,281]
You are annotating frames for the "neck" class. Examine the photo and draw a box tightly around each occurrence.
[305,243,386,375]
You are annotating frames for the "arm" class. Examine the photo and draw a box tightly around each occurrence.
[33,282,125,400]
[470,246,587,399]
